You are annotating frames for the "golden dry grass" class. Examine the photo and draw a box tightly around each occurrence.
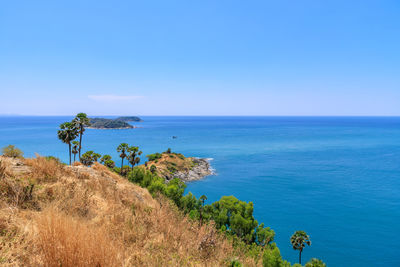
[24,154,70,182]
[0,156,260,266]
[35,209,123,267]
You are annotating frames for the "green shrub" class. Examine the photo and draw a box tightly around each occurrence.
[1,145,23,158]
[229,259,243,267]
[146,153,162,161]
[80,151,101,166]
[305,258,326,267]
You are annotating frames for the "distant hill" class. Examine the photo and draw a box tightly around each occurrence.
[115,116,142,122]
[88,116,142,129]
[89,118,133,129]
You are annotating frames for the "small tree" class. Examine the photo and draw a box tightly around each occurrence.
[150,164,157,174]
[117,143,129,175]
[100,154,115,168]
[1,145,23,158]
[290,230,311,264]
[57,122,78,165]
[80,151,101,166]
[71,141,79,162]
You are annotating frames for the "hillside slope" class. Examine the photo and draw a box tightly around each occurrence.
[0,156,257,266]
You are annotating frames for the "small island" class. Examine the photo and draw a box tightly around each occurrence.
[88,117,142,129]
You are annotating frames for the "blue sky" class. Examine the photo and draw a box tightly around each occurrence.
[1,0,399,116]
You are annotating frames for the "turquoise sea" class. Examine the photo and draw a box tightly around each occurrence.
[0,116,399,266]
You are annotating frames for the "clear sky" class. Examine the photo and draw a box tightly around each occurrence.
[1,0,399,116]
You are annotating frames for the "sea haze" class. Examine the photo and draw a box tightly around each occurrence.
[0,116,399,266]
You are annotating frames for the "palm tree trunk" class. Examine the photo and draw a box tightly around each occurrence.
[78,126,83,160]
[299,250,302,264]
[121,158,124,174]
[74,153,76,162]
[68,143,72,165]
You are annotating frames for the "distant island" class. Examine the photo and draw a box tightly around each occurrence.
[88,116,142,129]
[115,116,142,122]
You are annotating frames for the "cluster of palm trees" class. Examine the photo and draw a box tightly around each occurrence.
[117,143,142,174]
[57,113,90,165]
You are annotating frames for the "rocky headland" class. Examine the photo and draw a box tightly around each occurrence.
[143,151,213,182]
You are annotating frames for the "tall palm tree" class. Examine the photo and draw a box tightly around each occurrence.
[127,146,142,171]
[117,143,129,174]
[57,122,78,165]
[290,230,311,264]
[72,141,79,162]
[72,113,90,161]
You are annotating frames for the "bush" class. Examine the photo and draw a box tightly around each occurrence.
[80,151,101,166]
[146,153,162,161]
[1,145,23,158]
[305,258,326,267]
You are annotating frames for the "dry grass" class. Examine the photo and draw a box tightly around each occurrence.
[24,154,69,182]
[0,156,259,266]
[35,209,123,267]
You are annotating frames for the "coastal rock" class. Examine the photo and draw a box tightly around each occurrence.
[172,158,213,182]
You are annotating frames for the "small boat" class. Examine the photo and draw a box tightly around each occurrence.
[172,136,178,139]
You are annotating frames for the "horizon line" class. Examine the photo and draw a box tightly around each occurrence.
[1,114,400,117]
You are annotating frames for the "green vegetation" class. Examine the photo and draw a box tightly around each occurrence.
[71,141,79,162]
[146,152,162,161]
[57,122,78,165]
[72,113,90,159]
[126,167,285,265]
[89,118,133,129]
[117,143,129,174]
[305,258,326,267]
[80,151,101,166]
[291,230,312,264]
[127,146,142,170]
[58,113,91,165]
[100,154,115,168]
[115,116,142,122]
[1,145,23,158]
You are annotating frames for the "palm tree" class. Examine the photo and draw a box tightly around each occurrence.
[127,146,142,171]
[290,230,311,264]
[72,113,90,161]
[100,154,115,168]
[200,195,207,206]
[117,143,129,174]
[199,195,207,224]
[72,141,79,162]
[57,122,78,165]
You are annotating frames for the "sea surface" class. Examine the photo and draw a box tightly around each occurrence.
[0,116,399,266]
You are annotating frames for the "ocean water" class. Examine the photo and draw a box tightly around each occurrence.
[0,116,399,266]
